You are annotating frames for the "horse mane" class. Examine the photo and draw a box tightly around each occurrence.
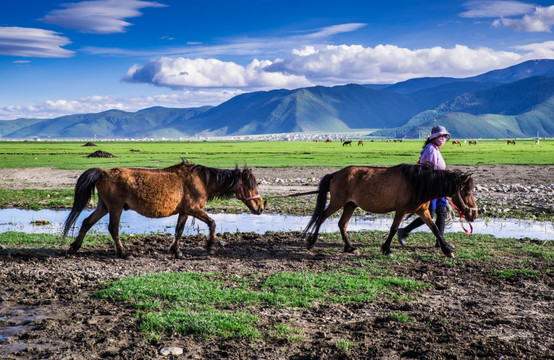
[190,163,242,201]
[398,162,465,206]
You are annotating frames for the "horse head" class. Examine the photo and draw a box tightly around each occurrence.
[236,167,264,215]
[451,174,478,222]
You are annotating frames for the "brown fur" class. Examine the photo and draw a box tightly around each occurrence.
[63,162,263,258]
[304,164,477,258]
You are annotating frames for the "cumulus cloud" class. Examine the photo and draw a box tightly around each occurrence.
[41,0,166,34]
[0,27,74,57]
[512,40,554,57]
[0,91,242,120]
[122,43,549,89]
[122,57,312,89]
[493,5,554,32]
[266,44,529,83]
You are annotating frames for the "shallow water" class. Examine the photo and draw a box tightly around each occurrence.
[0,208,552,240]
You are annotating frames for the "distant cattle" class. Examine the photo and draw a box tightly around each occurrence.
[313,139,318,143]
[469,140,478,145]
[358,140,364,146]
[325,138,333,143]
[507,139,516,145]
[452,140,461,146]
[343,140,352,146]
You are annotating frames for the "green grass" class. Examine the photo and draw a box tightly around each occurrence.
[0,189,76,209]
[336,338,358,357]
[495,268,539,278]
[0,139,552,169]
[94,269,428,339]
[0,231,111,248]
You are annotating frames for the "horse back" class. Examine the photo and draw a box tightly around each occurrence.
[330,166,412,213]
[95,166,204,217]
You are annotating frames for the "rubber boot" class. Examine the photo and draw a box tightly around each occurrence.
[434,205,447,247]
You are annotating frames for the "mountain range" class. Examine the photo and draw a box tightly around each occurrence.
[2,59,553,139]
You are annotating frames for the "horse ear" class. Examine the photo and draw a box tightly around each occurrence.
[462,174,473,186]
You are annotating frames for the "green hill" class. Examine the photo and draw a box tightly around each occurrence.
[1,59,553,139]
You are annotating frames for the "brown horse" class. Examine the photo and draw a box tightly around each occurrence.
[469,140,478,145]
[358,140,364,146]
[452,140,461,146]
[304,163,477,258]
[63,161,264,258]
[507,139,516,145]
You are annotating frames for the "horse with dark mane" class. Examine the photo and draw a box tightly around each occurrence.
[304,163,477,258]
[63,161,264,258]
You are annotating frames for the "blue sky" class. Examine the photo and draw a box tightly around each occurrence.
[1,0,553,120]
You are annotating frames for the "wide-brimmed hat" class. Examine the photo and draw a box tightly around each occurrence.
[428,125,451,141]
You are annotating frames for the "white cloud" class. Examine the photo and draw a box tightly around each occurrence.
[0,27,74,57]
[493,6,554,32]
[266,44,530,83]
[461,2,554,32]
[41,0,166,34]
[0,91,242,120]
[122,42,554,89]
[512,40,554,57]
[460,1,535,18]
[122,57,312,89]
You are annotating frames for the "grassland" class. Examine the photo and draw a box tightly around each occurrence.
[0,138,552,169]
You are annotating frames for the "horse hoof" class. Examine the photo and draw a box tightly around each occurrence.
[344,247,358,254]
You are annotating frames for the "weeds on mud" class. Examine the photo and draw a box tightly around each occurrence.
[94,268,428,339]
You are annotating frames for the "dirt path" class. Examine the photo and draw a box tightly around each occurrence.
[0,165,552,190]
[1,234,552,359]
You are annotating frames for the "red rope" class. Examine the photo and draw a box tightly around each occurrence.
[448,198,473,235]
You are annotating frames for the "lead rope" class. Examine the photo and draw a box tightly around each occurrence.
[447,198,473,235]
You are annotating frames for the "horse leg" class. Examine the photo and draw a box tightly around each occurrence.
[170,213,188,259]
[67,200,108,255]
[190,209,217,255]
[416,208,455,258]
[107,209,127,258]
[380,212,405,256]
[338,202,357,252]
[307,202,343,250]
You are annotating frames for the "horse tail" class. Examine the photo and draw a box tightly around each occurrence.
[63,168,101,238]
[304,173,333,242]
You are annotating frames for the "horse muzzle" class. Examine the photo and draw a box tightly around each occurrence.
[464,209,478,222]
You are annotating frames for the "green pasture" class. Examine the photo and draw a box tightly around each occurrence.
[0,139,552,169]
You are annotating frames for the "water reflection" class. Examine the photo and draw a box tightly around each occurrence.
[0,208,552,240]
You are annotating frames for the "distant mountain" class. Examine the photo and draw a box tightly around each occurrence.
[4,106,212,139]
[176,84,433,136]
[373,76,554,139]
[1,59,553,139]
[381,59,554,94]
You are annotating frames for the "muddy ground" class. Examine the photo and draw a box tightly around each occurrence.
[0,165,553,359]
[1,233,553,360]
